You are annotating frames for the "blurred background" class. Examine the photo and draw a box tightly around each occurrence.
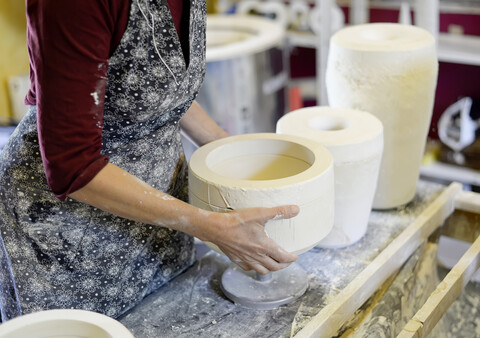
[1,0,480,189]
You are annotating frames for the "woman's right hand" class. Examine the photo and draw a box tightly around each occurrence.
[198,205,300,275]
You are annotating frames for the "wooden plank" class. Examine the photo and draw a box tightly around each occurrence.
[398,234,480,337]
[398,320,422,338]
[455,190,480,214]
[294,183,462,338]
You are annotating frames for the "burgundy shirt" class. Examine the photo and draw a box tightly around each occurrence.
[25,0,185,200]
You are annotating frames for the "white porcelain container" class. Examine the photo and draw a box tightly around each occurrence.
[183,15,288,160]
[0,309,134,338]
[326,23,438,209]
[188,133,334,254]
[277,106,383,247]
[198,14,287,135]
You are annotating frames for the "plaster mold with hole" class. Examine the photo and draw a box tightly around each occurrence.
[326,23,438,209]
[277,106,383,248]
[188,133,334,254]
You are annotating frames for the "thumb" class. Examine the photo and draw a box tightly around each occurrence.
[268,205,300,221]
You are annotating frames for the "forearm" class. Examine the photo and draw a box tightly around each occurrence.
[69,161,299,274]
[179,101,229,146]
[69,162,215,240]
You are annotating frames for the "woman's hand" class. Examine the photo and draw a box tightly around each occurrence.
[200,206,300,275]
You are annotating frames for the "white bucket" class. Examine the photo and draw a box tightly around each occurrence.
[184,15,288,159]
[199,14,287,135]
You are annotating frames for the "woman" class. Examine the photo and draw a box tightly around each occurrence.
[0,0,298,320]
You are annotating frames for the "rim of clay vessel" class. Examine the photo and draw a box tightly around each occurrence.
[331,22,435,52]
[0,309,134,338]
[205,15,284,62]
[188,133,333,207]
[277,106,383,163]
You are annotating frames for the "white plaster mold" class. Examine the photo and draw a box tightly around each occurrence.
[326,23,438,209]
[188,133,334,254]
[277,106,383,248]
[0,309,134,338]
[205,15,285,62]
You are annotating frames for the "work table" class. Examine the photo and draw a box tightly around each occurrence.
[118,181,480,337]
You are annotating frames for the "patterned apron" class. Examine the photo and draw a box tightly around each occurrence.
[0,0,206,320]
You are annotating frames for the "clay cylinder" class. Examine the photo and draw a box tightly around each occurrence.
[326,23,438,209]
[188,133,334,255]
[277,106,383,248]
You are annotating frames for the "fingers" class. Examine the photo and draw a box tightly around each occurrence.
[269,205,300,221]
[230,204,299,226]
[232,256,293,275]
[218,204,301,275]
[226,242,298,275]
[254,204,300,223]
[267,244,298,265]
[239,262,270,275]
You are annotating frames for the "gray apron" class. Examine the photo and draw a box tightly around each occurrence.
[0,0,206,320]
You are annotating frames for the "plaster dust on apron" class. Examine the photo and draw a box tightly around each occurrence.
[277,106,384,248]
[326,23,438,209]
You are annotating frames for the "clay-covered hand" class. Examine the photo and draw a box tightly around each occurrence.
[205,206,300,275]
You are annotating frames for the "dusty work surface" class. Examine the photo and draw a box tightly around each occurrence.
[118,181,474,337]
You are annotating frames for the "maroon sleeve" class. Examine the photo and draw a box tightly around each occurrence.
[26,0,128,201]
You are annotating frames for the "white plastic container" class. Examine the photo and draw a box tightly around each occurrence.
[188,133,334,254]
[183,15,288,160]
[199,15,286,134]
[277,106,383,247]
[326,23,438,209]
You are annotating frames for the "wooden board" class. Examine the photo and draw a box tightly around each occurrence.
[294,183,462,338]
[398,227,480,337]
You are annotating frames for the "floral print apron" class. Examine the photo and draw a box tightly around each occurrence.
[0,0,206,320]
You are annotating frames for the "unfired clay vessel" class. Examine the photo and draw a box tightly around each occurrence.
[188,133,335,254]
